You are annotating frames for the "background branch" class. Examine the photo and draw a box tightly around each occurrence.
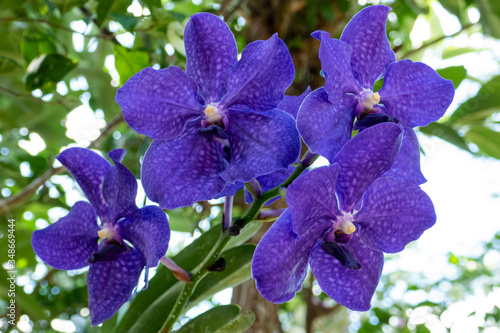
[0,114,124,215]
[399,23,476,59]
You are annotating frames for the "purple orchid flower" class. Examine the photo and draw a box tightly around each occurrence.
[116,12,300,209]
[243,87,312,204]
[297,5,454,185]
[31,148,170,326]
[252,122,436,310]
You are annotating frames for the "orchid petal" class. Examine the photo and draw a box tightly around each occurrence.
[297,88,356,162]
[340,5,396,89]
[223,34,294,111]
[383,127,426,184]
[333,122,403,212]
[116,66,203,140]
[221,108,300,183]
[287,165,340,236]
[379,60,455,128]
[87,250,144,326]
[141,121,227,209]
[355,177,436,253]
[309,234,383,311]
[311,31,360,102]
[102,151,141,223]
[252,210,321,303]
[117,206,170,269]
[56,148,111,220]
[32,201,98,270]
[184,12,238,103]
[277,87,312,119]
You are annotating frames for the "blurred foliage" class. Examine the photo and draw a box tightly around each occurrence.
[1,0,500,332]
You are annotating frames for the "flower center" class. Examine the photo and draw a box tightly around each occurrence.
[204,104,223,123]
[97,228,115,241]
[335,212,356,235]
[359,90,380,110]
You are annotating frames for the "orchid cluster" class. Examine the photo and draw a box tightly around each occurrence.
[32,5,454,327]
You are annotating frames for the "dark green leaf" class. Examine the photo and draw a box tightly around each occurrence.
[436,65,466,89]
[0,56,21,74]
[465,126,500,159]
[24,54,77,93]
[449,75,500,124]
[216,311,256,333]
[109,13,141,31]
[438,0,463,18]
[52,0,86,14]
[141,0,161,8]
[188,244,255,307]
[419,122,471,152]
[97,0,116,25]
[176,305,254,333]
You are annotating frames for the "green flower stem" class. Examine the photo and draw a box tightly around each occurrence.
[159,154,316,332]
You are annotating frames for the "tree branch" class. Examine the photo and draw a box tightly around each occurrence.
[0,86,66,106]
[79,6,121,46]
[399,23,477,59]
[0,114,124,214]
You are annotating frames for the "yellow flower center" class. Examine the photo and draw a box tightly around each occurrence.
[361,91,380,110]
[204,105,222,123]
[336,212,356,234]
[98,228,114,241]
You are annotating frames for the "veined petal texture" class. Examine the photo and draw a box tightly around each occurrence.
[333,122,403,212]
[87,250,144,325]
[184,12,238,103]
[379,59,455,128]
[222,34,294,111]
[56,148,111,221]
[141,121,227,209]
[116,66,203,140]
[32,201,99,270]
[340,5,396,89]
[355,177,436,253]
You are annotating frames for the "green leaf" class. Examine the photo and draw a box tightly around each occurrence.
[97,0,116,25]
[436,65,466,89]
[187,244,256,308]
[52,0,86,14]
[476,0,500,38]
[419,122,471,152]
[0,56,21,74]
[24,54,77,93]
[112,226,221,333]
[176,305,255,333]
[449,252,459,265]
[109,13,141,31]
[226,220,263,249]
[167,207,201,233]
[142,0,161,8]
[114,45,150,85]
[21,29,57,65]
[438,0,462,18]
[216,311,256,333]
[449,75,500,124]
[442,46,483,59]
[465,126,500,159]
